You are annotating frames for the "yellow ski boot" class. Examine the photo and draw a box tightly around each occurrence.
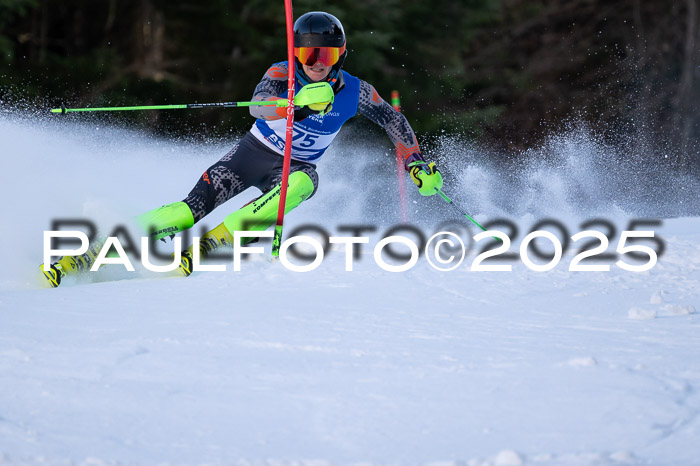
[40,242,102,288]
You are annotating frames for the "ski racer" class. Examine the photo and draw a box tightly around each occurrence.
[41,11,443,286]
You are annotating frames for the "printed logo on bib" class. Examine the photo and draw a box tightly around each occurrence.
[307,112,340,123]
[264,131,286,152]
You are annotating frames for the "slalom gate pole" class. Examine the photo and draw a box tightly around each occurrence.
[391,90,409,222]
[50,100,283,114]
[271,0,296,257]
[435,187,503,242]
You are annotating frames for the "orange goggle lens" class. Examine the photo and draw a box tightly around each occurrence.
[295,46,345,66]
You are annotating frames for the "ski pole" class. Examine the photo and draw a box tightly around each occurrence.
[50,100,287,114]
[435,187,503,242]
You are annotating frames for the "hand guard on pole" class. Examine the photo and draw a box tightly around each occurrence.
[280,82,335,118]
[408,160,443,196]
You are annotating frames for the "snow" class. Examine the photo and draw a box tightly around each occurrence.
[627,307,657,320]
[1,112,700,465]
[649,292,664,305]
[661,304,696,316]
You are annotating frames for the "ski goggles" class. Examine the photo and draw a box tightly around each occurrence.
[295,45,346,67]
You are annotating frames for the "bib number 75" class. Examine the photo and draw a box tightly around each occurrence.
[293,129,320,148]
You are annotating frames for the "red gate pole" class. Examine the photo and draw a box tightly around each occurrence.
[272,0,296,257]
[391,90,409,222]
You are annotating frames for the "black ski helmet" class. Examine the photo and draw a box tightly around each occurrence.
[293,11,347,87]
[294,11,346,48]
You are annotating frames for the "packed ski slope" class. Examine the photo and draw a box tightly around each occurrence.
[1,111,699,465]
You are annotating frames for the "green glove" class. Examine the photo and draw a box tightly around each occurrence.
[409,161,443,196]
[277,82,335,115]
